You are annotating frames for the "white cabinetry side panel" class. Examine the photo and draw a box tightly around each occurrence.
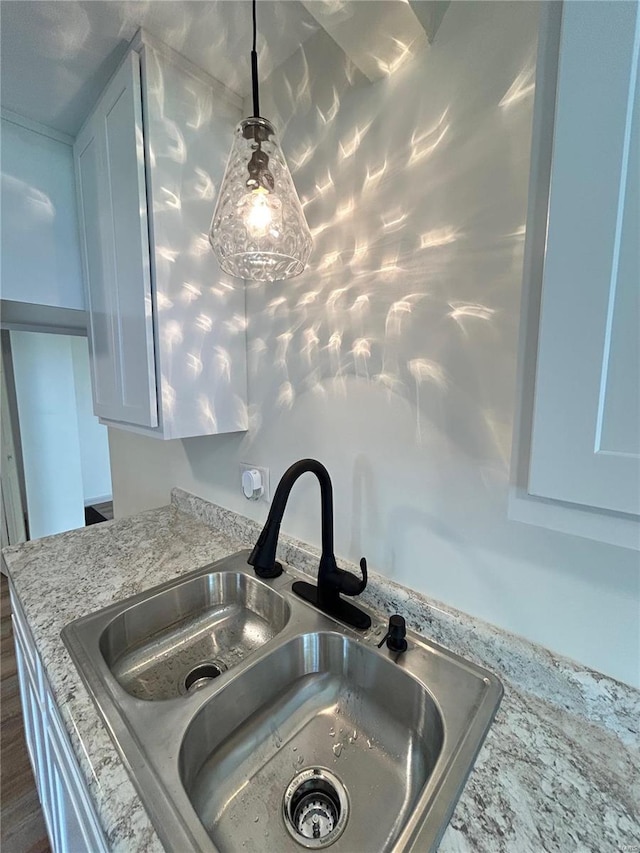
[529,1,640,516]
[74,52,158,429]
[141,45,248,439]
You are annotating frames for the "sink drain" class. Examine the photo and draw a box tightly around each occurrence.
[283,768,349,848]
[182,662,225,694]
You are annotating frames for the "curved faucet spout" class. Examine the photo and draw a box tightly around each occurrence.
[248,458,371,629]
[248,459,335,578]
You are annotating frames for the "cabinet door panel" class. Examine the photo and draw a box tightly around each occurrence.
[11,585,107,853]
[12,625,38,775]
[47,718,106,853]
[76,132,118,417]
[529,0,640,515]
[74,51,158,428]
[598,83,639,458]
[102,56,158,426]
[12,621,57,846]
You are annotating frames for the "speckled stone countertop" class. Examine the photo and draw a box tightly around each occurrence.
[3,488,639,853]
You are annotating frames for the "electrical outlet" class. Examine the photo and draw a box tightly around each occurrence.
[239,463,270,502]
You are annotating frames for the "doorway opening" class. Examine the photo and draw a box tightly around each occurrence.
[1,328,112,548]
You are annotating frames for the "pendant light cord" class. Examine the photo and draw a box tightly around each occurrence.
[251,0,260,117]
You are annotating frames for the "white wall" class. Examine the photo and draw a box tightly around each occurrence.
[11,331,111,539]
[108,1,640,687]
[70,336,112,504]
[11,331,86,538]
[0,118,85,310]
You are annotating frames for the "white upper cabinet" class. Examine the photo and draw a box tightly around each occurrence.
[529,0,640,516]
[74,34,248,439]
[511,1,640,547]
[75,53,157,428]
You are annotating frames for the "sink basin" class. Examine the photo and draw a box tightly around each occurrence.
[99,571,290,700]
[181,632,444,852]
[62,550,502,852]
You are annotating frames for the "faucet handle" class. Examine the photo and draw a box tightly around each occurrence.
[336,557,368,596]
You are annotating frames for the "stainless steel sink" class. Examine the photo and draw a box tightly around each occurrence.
[99,571,290,700]
[62,551,503,852]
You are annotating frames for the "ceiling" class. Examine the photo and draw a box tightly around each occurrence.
[0,1,321,136]
[0,1,448,139]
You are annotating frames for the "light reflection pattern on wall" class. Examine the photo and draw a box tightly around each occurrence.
[143,44,248,438]
[240,9,535,462]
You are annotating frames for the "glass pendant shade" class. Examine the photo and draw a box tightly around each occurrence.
[209,117,312,282]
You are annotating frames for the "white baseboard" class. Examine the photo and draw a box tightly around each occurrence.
[83,495,113,507]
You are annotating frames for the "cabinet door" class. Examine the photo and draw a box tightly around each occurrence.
[12,624,40,779]
[12,617,57,846]
[75,51,158,428]
[11,587,107,853]
[47,720,107,853]
[528,0,640,515]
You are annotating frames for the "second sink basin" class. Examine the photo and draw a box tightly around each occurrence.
[99,571,290,700]
[181,631,444,852]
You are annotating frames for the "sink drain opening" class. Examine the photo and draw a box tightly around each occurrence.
[183,662,224,693]
[294,791,338,840]
[283,768,349,848]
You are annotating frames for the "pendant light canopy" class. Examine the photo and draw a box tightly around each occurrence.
[209,1,312,282]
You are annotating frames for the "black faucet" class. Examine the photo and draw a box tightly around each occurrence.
[248,459,371,630]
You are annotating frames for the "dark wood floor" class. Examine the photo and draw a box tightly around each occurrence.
[1,574,51,853]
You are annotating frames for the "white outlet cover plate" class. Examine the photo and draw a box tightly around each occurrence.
[239,463,270,502]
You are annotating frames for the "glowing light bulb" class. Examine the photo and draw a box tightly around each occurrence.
[210,117,312,281]
[246,190,271,234]
[238,187,282,239]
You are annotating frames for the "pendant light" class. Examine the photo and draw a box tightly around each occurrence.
[209,0,312,282]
